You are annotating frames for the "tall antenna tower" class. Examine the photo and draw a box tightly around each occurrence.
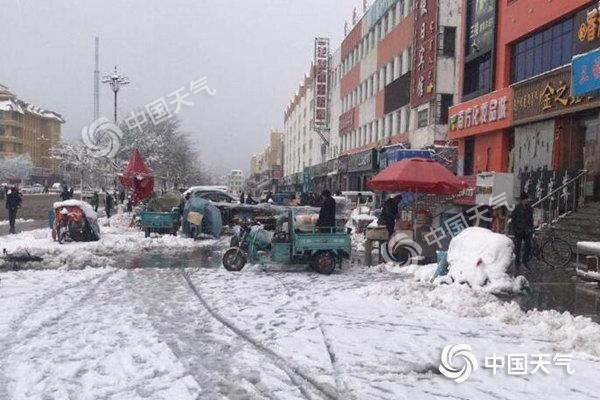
[93,36,100,120]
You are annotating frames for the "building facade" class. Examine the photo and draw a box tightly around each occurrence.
[247,131,284,195]
[0,84,64,181]
[280,0,461,193]
[450,0,600,199]
[226,169,245,196]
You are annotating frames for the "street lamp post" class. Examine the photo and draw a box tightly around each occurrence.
[101,66,130,123]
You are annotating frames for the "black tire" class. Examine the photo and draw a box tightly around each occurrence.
[189,226,199,240]
[312,251,336,275]
[542,238,573,269]
[223,248,247,272]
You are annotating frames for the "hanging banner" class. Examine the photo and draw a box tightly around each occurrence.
[411,0,438,107]
[314,38,330,130]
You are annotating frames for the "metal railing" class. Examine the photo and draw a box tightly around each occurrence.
[531,170,588,228]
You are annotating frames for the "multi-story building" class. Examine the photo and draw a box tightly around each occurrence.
[281,0,460,192]
[283,70,324,178]
[449,0,600,199]
[0,84,64,181]
[226,169,245,195]
[247,131,284,195]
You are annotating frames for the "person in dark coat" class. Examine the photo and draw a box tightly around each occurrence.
[90,191,100,212]
[60,186,72,201]
[5,186,22,234]
[105,192,114,219]
[380,194,402,236]
[316,189,336,233]
[119,189,126,204]
[511,192,534,270]
[239,192,245,204]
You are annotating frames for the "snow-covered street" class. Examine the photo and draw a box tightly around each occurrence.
[2,251,600,399]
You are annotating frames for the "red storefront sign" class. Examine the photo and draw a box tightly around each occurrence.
[448,87,513,139]
[411,0,438,107]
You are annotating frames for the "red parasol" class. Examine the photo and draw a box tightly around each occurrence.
[118,149,154,205]
[368,158,466,195]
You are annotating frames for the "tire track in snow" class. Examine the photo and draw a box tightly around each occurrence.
[125,268,283,400]
[181,269,339,400]
[0,269,117,399]
[270,273,353,400]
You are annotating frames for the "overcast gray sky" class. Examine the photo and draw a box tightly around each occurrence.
[2,0,359,174]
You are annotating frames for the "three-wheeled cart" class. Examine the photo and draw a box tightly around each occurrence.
[222,210,351,274]
[140,209,181,238]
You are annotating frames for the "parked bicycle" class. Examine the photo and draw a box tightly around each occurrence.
[530,227,573,269]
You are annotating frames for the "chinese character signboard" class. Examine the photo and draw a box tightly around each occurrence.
[448,87,512,139]
[411,0,438,107]
[314,38,330,131]
[348,149,377,173]
[572,47,600,96]
[574,4,600,56]
[513,67,600,125]
[465,0,496,60]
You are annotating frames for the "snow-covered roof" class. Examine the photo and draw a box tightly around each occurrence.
[53,200,98,220]
[19,101,65,123]
[0,99,24,113]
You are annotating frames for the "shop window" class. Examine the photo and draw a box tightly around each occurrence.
[511,17,573,83]
[0,126,5,136]
[417,109,429,128]
[463,53,492,97]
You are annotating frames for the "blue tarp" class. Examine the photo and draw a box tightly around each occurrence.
[380,148,432,169]
[182,198,223,238]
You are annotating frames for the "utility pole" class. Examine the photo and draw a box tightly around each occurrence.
[101,66,129,123]
[93,37,100,121]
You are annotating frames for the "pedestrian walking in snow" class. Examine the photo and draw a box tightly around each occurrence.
[119,189,126,204]
[5,186,22,234]
[239,192,245,204]
[90,191,100,212]
[511,192,534,271]
[316,189,336,233]
[105,192,114,219]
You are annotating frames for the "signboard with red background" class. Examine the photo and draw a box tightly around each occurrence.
[448,87,513,139]
[411,0,438,107]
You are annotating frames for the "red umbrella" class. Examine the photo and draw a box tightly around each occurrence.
[368,158,465,195]
[118,149,154,205]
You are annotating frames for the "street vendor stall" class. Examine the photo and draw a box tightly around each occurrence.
[367,158,466,264]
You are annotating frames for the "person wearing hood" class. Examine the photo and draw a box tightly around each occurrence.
[316,189,336,233]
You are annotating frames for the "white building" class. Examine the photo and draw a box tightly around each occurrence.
[283,70,324,177]
[226,169,245,195]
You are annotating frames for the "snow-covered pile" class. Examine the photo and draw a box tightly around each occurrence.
[0,215,216,270]
[53,199,98,220]
[442,227,524,291]
[0,218,34,226]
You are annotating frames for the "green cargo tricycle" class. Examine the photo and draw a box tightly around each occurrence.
[222,209,351,274]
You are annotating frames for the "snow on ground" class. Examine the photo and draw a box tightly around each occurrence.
[1,259,599,399]
[0,219,35,226]
[0,213,216,270]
